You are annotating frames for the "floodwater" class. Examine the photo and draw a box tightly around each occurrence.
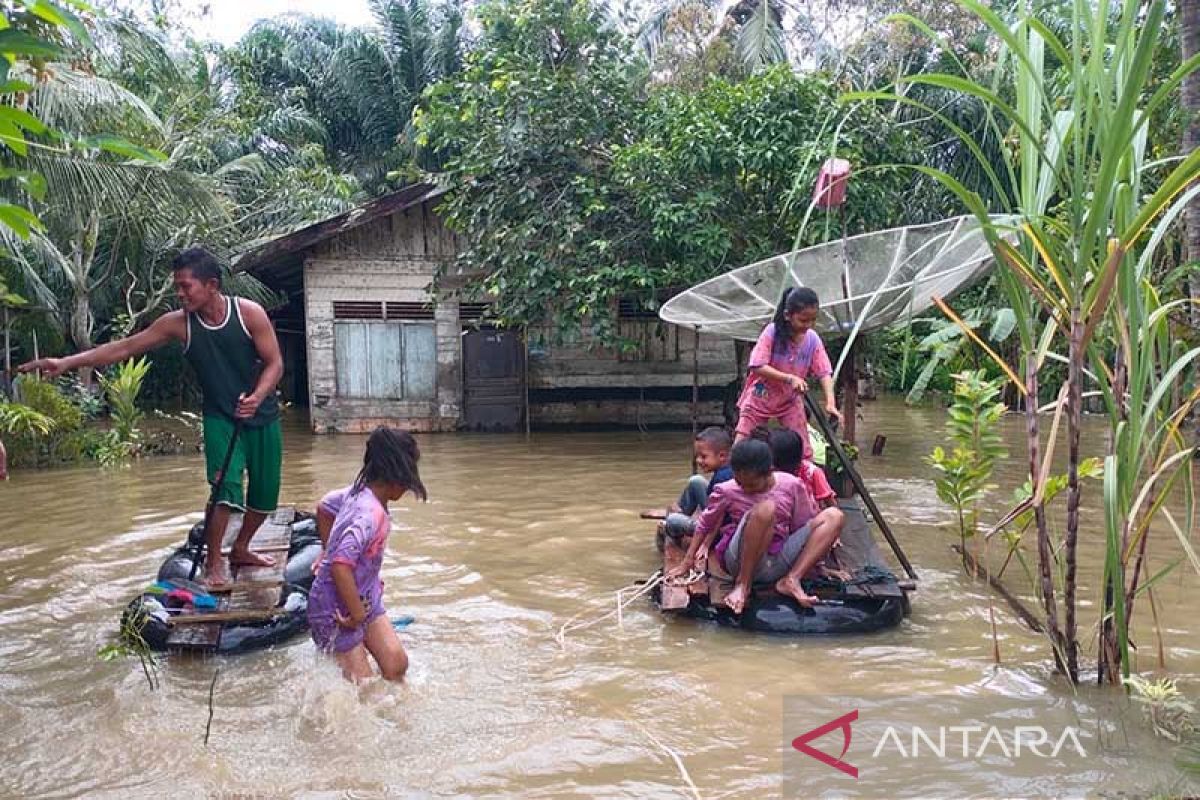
[0,397,1197,799]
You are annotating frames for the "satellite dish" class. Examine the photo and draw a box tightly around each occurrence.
[659,214,1017,341]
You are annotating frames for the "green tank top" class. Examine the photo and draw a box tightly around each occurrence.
[184,296,279,426]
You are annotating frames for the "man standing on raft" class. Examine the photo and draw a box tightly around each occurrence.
[20,247,283,586]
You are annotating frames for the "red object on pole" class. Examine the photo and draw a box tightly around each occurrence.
[813,158,851,208]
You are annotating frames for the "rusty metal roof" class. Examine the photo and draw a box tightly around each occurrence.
[234,182,445,289]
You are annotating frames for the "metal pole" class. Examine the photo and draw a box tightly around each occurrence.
[804,392,917,580]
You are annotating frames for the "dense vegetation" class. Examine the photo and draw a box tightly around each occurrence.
[2,0,1199,711]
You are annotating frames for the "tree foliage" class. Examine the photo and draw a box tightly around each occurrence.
[418,1,945,344]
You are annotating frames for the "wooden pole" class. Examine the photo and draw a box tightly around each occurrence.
[3,306,10,379]
[524,329,531,437]
[691,327,700,474]
[804,392,917,579]
[839,339,858,447]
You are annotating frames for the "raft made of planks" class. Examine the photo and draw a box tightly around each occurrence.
[165,508,295,650]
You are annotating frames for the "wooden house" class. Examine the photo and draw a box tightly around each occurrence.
[237,184,739,433]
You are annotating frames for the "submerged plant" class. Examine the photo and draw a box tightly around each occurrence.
[98,356,151,452]
[98,603,160,691]
[1125,675,1196,743]
[926,369,1007,567]
[859,0,1200,683]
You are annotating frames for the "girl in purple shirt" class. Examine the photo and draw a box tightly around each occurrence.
[308,427,427,683]
[736,287,841,459]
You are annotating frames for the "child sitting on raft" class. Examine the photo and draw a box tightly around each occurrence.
[757,427,847,580]
[308,427,426,683]
[661,426,733,544]
[668,438,843,613]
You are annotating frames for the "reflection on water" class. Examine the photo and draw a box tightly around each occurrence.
[0,397,1196,798]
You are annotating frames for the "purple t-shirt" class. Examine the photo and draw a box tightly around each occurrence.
[308,485,391,623]
[695,471,816,563]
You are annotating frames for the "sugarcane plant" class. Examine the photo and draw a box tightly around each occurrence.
[850,0,1200,684]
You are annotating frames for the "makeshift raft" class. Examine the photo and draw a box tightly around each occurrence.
[652,497,911,634]
[122,508,320,654]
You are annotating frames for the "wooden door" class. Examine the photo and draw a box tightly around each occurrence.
[462,328,524,431]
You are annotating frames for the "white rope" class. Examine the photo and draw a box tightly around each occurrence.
[555,571,663,648]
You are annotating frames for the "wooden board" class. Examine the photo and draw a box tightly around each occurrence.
[659,538,695,610]
[167,608,287,626]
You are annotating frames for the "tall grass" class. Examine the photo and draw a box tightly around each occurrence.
[851,0,1200,684]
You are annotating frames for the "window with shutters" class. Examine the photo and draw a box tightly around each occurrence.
[616,293,679,362]
[332,301,436,400]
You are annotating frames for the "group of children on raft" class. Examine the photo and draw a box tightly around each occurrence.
[663,286,847,614]
[306,286,843,682]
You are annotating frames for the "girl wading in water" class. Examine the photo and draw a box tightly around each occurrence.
[735,287,841,459]
[309,427,426,683]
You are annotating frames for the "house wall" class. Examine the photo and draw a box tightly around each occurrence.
[303,201,462,433]
[296,199,739,432]
[527,323,738,427]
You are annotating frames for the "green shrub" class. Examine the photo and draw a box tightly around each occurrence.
[8,378,85,467]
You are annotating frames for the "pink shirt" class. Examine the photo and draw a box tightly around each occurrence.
[797,460,836,505]
[695,471,817,563]
[736,324,832,415]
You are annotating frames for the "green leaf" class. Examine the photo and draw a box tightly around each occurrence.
[0,30,63,58]
[0,203,43,238]
[78,134,166,162]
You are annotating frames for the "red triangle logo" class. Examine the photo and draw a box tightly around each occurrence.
[791,709,859,778]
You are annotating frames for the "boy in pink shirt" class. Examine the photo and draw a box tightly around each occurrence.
[667,438,843,613]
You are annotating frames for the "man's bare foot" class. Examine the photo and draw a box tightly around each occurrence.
[203,562,232,588]
[229,548,276,568]
[724,583,749,615]
[775,576,818,608]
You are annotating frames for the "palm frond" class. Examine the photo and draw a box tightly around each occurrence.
[19,63,163,138]
[735,0,787,69]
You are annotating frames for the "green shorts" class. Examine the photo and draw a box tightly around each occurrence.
[203,415,282,513]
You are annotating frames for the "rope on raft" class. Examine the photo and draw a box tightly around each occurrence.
[555,570,663,648]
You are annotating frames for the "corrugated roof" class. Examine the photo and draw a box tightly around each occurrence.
[234,182,444,282]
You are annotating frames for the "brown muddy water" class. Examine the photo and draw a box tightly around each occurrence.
[0,397,1197,799]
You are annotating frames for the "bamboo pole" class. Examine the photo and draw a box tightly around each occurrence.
[804,392,917,579]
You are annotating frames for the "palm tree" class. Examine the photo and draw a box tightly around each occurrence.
[635,0,792,72]
[223,0,465,193]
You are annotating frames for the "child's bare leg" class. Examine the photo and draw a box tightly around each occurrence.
[335,643,375,683]
[725,500,776,615]
[775,508,844,607]
[364,615,408,681]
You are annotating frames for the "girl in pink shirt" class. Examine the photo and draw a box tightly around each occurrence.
[668,439,843,614]
[736,287,841,459]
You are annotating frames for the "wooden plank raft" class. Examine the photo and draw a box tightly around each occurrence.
[166,508,295,651]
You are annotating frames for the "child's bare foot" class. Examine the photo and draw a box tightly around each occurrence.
[229,547,276,568]
[819,564,851,582]
[724,583,749,615]
[775,575,819,608]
